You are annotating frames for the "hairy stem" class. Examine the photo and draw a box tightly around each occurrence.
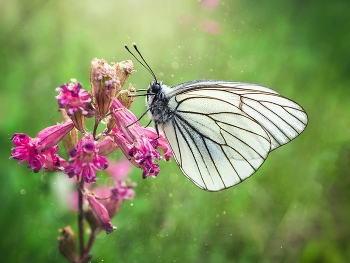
[77,179,85,257]
[92,115,102,139]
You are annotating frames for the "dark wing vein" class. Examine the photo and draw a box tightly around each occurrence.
[181,110,270,158]
[172,116,211,189]
[201,136,226,187]
[169,108,270,190]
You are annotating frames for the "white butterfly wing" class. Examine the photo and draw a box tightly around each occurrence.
[168,80,308,150]
[160,81,308,191]
[160,93,271,191]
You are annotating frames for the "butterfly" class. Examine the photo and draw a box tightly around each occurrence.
[125,44,308,191]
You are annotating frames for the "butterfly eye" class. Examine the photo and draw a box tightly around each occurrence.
[151,82,161,94]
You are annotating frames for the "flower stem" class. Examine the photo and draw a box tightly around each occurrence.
[84,228,98,255]
[77,179,85,257]
[92,116,102,139]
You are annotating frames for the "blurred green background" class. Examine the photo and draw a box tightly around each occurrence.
[1,0,350,262]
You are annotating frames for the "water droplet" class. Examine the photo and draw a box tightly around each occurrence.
[150,185,157,192]
[171,62,179,69]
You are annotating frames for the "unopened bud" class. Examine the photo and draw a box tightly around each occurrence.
[59,109,79,154]
[84,207,99,233]
[58,226,78,262]
[70,109,86,134]
[116,84,136,109]
[96,136,119,156]
[104,198,123,218]
[87,194,116,234]
[36,121,74,152]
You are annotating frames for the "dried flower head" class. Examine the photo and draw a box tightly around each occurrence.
[90,58,121,117]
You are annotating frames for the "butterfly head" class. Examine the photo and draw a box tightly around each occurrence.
[147,80,166,108]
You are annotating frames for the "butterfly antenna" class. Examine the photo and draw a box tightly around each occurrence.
[132,44,158,82]
[125,44,158,82]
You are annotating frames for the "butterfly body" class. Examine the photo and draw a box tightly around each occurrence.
[147,81,173,124]
[146,79,308,192]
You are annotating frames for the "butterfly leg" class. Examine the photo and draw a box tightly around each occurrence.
[154,123,160,140]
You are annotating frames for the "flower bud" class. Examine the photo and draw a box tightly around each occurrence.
[87,194,116,234]
[60,109,79,155]
[101,198,123,218]
[116,84,136,109]
[35,121,74,153]
[96,136,118,156]
[70,108,86,134]
[84,207,99,233]
[57,226,78,262]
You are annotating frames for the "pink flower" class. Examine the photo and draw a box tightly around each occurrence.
[110,98,172,179]
[106,160,135,201]
[56,81,95,117]
[111,180,135,201]
[141,127,173,161]
[105,159,132,180]
[64,134,108,183]
[10,133,42,172]
[201,0,220,11]
[92,181,135,219]
[40,145,68,172]
[10,122,74,172]
[89,160,135,217]
[69,159,135,217]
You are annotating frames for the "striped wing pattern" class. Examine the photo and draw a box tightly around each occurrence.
[161,81,308,191]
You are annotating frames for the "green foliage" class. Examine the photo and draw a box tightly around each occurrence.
[1,0,350,262]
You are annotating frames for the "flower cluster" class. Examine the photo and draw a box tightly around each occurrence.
[9,57,173,262]
[10,121,74,172]
[110,98,172,178]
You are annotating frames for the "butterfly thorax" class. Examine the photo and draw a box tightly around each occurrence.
[146,81,174,125]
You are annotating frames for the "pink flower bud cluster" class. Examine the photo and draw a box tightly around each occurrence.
[9,58,173,239]
[110,98,172,178]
